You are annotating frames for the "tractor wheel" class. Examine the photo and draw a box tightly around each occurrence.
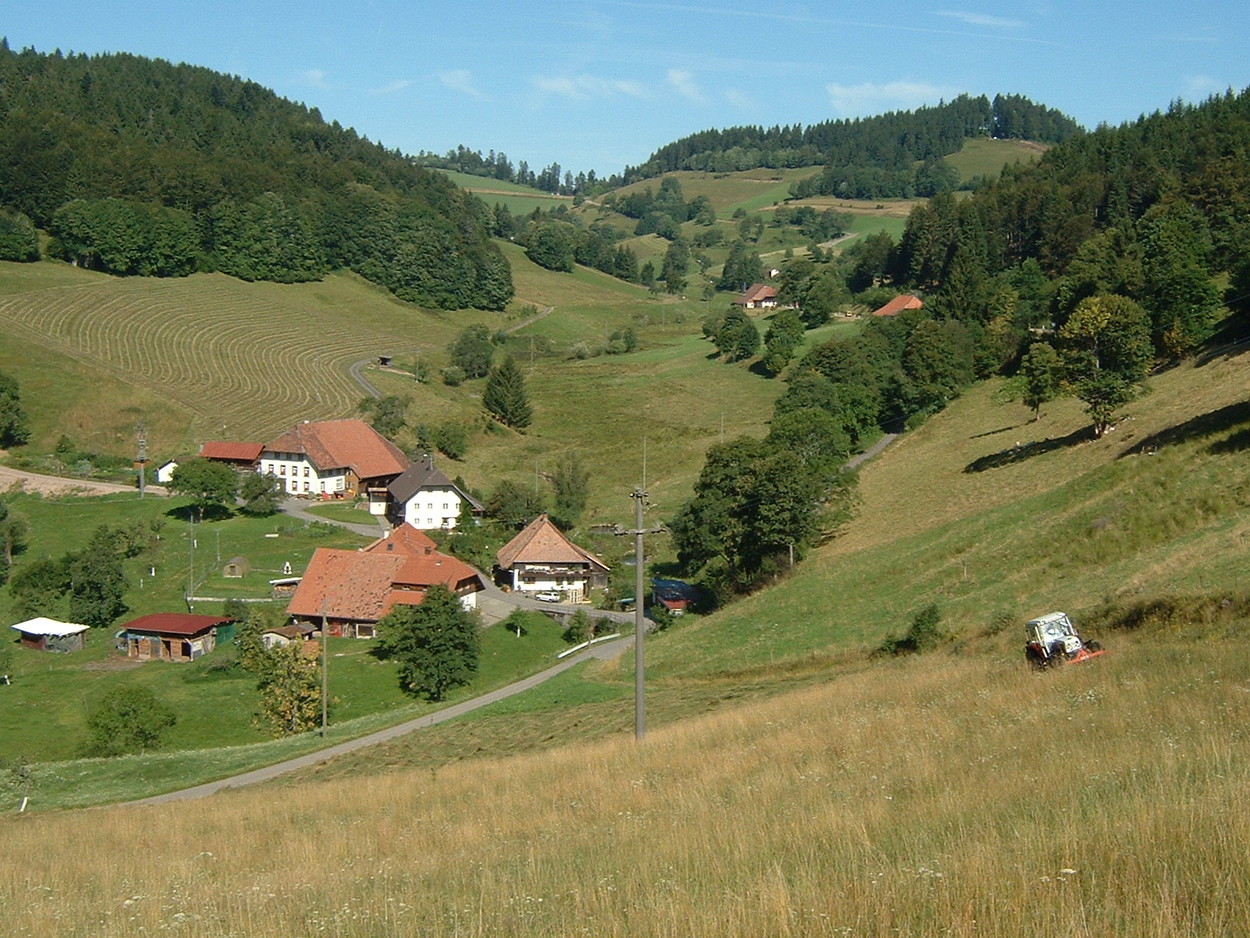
[1085,640,1102,652]
[1025,646,1046,671]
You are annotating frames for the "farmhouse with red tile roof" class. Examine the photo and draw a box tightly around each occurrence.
[495,514,609,603]
[732,283,778,309]
[286,523,483,638]
[258,418,409,507]
[871,294,924,317]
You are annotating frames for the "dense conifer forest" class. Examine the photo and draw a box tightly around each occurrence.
[0,42,512,309]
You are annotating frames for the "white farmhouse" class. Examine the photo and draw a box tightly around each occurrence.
[258,419,408,511]
[387,454,482,530]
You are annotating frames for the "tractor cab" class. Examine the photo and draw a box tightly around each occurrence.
[1024,611,1105,669]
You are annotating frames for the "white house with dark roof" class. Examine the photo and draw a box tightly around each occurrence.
[387,454,482,530]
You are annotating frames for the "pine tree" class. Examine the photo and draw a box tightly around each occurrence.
[483,355,533,429]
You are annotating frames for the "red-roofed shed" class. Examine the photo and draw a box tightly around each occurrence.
[118,613,233,662]
[199,441,263,469]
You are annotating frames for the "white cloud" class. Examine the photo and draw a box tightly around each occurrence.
[1182,75,1226,99]
[532,74,649,102]
[439,69,484,100]
[667,69,705,103]
[936,10,1024,29]
[826,81,962,116]
[371,79,414,96]
[725,88,756,111]
[299,69,330,89]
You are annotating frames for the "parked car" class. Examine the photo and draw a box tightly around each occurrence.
[535,591,561,603]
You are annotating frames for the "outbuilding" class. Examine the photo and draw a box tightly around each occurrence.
[9,617,89,653]
[116,613,232,662]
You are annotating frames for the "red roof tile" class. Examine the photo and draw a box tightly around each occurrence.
[872,294,924,317]
[199,441,263,462]
[263,419,409,481]
[496,514,609,572]
[120,613,232,636]
[288,526,482,624]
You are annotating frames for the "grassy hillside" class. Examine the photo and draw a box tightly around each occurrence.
[0,256,780,510]
[943,136,1046,182]
[434,168,576,216]
[4,318,1250,934]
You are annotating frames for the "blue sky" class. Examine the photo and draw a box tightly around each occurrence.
[5,1,1250,177]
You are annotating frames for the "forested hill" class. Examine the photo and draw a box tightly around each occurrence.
[624,93,1081,195]
[0,42,512,309]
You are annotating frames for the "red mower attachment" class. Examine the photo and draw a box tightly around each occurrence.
[1024,611,1106,670]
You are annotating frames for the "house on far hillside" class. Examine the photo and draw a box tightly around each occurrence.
[117,613,234,662]
[872,294,924,317]
[199,441,263,471]
[10,617,89,653]
[258,419,409,510]
[388,454,482,530]
[732,283,778,310]
[495,514,609,603]
[286,523,484,638]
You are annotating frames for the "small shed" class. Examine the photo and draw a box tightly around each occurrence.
[223,556,251,578]
[10,617,89,653]
[155,459,180,484]
[262,622,317,649]
[117,613,231,662]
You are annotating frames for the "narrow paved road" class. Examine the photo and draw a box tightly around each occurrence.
[119,635,632,807]
[0,464,165,497]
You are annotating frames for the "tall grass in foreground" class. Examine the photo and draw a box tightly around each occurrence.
[4,637,1247,936]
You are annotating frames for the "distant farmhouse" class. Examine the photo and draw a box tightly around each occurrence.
[388,454,483,530]
[732,283,778,310]
[871,294,924,317]
[495,514,609,603]
[287,524,484,639]
[257,418,409,511]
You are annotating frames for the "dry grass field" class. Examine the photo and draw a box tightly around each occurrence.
[3,639,1247,937]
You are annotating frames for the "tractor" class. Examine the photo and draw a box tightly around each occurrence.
[1024,611,1105,670]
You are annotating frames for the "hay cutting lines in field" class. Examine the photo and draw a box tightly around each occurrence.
[0,274,406,439]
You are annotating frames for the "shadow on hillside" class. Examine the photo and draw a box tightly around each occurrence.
[1119,400,1250,458]
[970,423,1023,439]
[963,426,1093,473]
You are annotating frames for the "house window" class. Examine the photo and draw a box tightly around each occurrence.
[303,466,310,477]
[278,465,286,475]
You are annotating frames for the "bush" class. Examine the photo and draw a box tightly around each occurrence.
[83,687,176,756]
[876,603,952,656]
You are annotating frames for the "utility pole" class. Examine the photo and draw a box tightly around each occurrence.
[136,422,148,498]
[617,488,663,741]
[321,609,329,737]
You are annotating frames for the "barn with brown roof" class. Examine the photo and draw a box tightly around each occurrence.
[258,418,409,509]
[117,613,233,662]
[286,523,484,638]
[198,441,264,470]
[495,514,609,602]
[871,294,924,317]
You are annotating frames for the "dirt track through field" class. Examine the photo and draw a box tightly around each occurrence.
[0,465,163,497]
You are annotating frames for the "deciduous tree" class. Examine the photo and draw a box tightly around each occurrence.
[169,457,239,519]
[254,641,321,736]
[376,584,479,701]
[1059,294,1153,437]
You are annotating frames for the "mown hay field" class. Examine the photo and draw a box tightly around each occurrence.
[0,264,467,450]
